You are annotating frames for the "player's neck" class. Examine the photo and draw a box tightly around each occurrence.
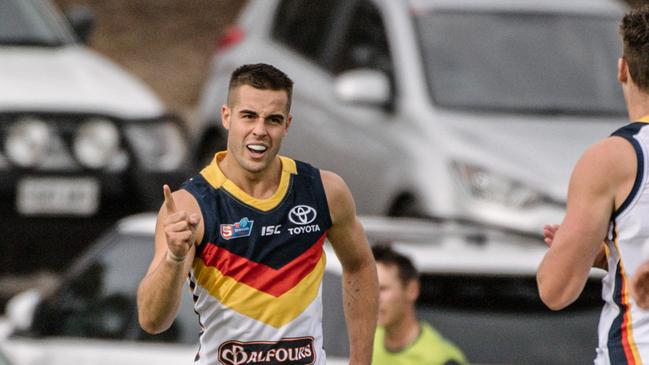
[625,88,649,121]
[218,153,282,199]
[384,313,420,352]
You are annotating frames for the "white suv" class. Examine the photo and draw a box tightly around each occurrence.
[0,0,190,277]
[195,0,627,239]
[0,213,602,364]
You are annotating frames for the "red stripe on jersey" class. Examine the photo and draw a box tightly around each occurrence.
[200,233,326,297]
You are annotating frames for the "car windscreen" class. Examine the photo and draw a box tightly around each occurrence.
[29,232,200,345]
[0,0,73,46]
[415,10,626,116]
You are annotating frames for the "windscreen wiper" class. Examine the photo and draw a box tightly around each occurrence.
[0,38,64,47]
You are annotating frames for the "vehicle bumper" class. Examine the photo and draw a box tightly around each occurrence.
[0,168,191,274]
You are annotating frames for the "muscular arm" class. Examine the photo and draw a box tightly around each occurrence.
[543,224,608,270]
[322,170,378,365]
[537,137,635,310]
[137,186,204,334]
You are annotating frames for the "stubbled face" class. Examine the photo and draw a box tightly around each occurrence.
[377,263,413,328]
[221,85,292,175]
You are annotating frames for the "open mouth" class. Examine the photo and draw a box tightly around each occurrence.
[246,144,268,155]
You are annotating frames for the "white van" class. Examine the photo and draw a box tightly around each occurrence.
[194,0,628,239]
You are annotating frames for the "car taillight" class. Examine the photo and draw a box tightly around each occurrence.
[216,25,244,53]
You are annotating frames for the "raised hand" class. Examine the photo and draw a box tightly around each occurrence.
[162,184,200,262]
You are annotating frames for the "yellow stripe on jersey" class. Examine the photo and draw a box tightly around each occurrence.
[192,253,325,328]
[200,151,297,211]
[638,116,649,123]
[613,233,643,364]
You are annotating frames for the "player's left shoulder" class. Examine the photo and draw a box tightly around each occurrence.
[320,169,356,224]
[320,169,351,200]
[601,134,637,158]
[577,137,634,175]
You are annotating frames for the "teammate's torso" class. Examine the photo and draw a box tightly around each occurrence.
[182,152,332,365]
[597,120,649,364]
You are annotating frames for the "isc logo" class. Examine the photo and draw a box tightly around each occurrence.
[261,225,281,236]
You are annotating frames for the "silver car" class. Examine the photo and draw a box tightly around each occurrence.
[194,0,627,238]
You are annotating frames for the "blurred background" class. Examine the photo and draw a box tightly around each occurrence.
[48,0,646,119]
[2,0,649,364]
[52,0,247,120]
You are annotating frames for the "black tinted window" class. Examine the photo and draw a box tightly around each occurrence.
[323,270,602,364]
[272,0,342,61]
[330,0,392,75]
[417,274,602,365]
[29,232,199,345]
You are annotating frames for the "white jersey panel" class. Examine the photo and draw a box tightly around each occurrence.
[596,122,649,364]
[190,278,326,365]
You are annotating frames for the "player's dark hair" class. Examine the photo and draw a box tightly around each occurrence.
[227,63,294,109]
[621,5,649,92]
[372,244,419,286]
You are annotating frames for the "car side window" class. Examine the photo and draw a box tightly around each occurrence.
[28,233,199,344]
[271,0,343,63]
[330,0,393,76]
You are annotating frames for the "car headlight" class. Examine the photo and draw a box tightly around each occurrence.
[73,118,127,170]
[452,161,543,208]
[5,118,52,168]
[124,120,188,172]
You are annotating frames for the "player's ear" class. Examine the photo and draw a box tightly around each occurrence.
[618,57,628,84]
[284,114,292,136]
[221,105,231,130]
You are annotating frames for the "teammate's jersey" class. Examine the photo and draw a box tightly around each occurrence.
[596,119,649,364]
[182,152,332,365]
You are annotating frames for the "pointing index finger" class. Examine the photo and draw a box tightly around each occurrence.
[163,184,177,213]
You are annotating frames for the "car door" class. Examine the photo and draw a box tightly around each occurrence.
[2,228,200,365]
[271,0,400,215]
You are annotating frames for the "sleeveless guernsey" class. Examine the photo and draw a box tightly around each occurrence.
[182,152,332,365]
[596,120,649,364]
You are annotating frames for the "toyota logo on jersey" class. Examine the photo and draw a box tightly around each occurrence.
[288,205,317,225]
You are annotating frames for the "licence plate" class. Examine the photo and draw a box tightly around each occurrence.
[16,177,100,216]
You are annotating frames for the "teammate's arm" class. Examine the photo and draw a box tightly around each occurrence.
[543,224,608,270]
[137,185,204,334]
[537,137,634,310]
[322,170,378,365]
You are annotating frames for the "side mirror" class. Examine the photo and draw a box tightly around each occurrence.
[5,289,42,333]
[334,69,392,108]
[64,5,95,44]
